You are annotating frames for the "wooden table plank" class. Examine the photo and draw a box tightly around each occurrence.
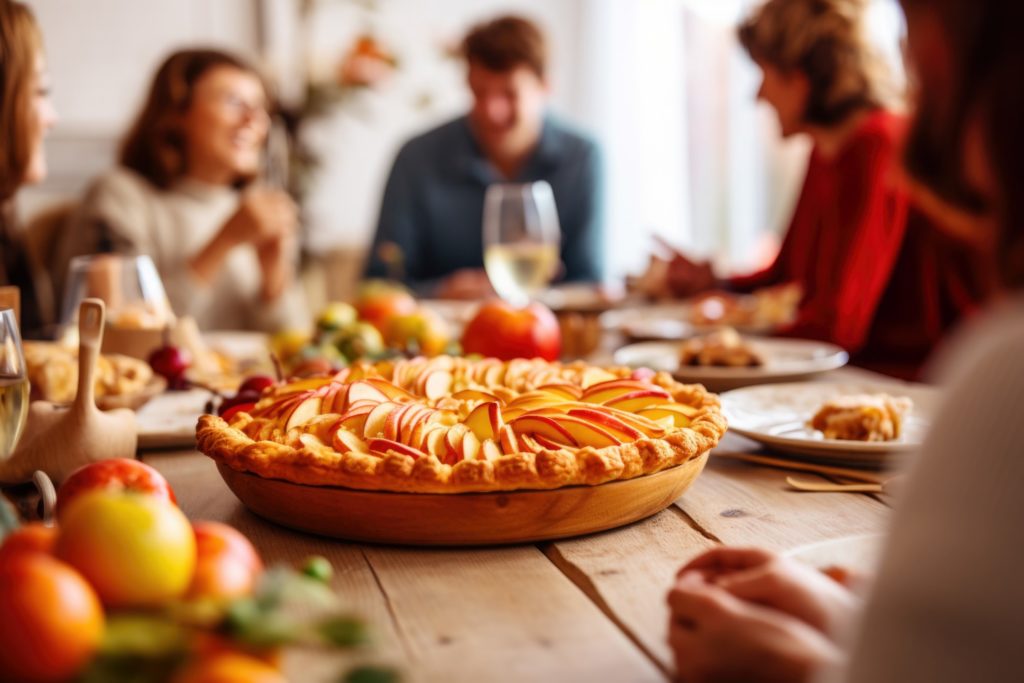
[544,507,716,674]
[362,545,665,683]
[144,452,666,683]
[675,435,890,551]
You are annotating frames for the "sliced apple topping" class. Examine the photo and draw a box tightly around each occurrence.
[285,395,323,430]
[332,428,369,454]
[582,379,669,405]
[363,402,401,438]
[510,415,579,447]
[636,403,698,428]
[566,408,642,440]
[464,401,503,442]
[366,438,426,460]
[603,390,671,413]
[498,424,518,454]
[481,439,503,462]
[419,370,454,400]
[558,415,621,448]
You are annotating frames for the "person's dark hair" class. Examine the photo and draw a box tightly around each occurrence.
[738,0,896,126]
[120,48,265,189]
[900,0,1024,287]
[461,15,547,79]
[0,0,43,201]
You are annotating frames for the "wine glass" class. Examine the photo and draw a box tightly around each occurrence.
[0,309,28,460]
[483,181,561,307]
[59,254,174,336]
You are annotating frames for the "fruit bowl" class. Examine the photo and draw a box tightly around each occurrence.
[215,452,708,546]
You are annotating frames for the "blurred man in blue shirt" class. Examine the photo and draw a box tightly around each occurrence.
[364,16,604,297]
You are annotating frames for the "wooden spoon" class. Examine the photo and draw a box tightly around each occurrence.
[786,476,899,494]
[0,299,137,484]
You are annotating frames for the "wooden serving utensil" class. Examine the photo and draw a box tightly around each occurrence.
[0,299,137,485]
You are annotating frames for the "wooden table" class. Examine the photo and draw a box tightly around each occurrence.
[141,367,896,682]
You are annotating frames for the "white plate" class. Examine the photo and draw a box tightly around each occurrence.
[135,388,210,449]
[721,382,940,465]
[614,338,849,392]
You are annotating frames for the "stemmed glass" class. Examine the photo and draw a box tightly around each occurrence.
[483,181,561,307]
[0,309,28,460]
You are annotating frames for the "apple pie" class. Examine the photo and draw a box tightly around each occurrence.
[679,328,764,368]
[197,356,728,493]
[808,394,912,442]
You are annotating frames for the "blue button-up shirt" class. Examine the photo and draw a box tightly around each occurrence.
[364,114,604,292]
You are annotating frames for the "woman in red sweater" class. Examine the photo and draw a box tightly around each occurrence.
[669,0,995,378]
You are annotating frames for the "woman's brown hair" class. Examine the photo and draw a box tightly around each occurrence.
[738,0,897,126]
[900,0,1024,287]
[119,48,264,189]
[0,0,43,201]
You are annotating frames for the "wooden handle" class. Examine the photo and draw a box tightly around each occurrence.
[715,452,887,485]
[75,298,105,412]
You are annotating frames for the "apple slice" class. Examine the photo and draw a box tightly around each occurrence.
[557,415,621,448]
[566,408,642,440]
[364,377,417,402]
[498,424,518,454]
[420,370,454,401]
[451,389,499,403]
[322,383,350,414]
[399,405,431,444]
[517,433,543,453]
[637,403,698,428]
[510,415,579,447]
[460,430,482,461]
[464,401,503,441]
[582,379,667,404]
[363,402,400,438]
[278,377,334,394]
[383,404,409,441]
[338,407,372,433]
[483,361,506,387]
[533,433,571,450]
[579,366,618,388]
[603,406,668,438]
[366,438,426,460]
[332,428,369,454]
[537,383,583,400]
[444,423,470,465]
[481,439,503,462]
[425,426,448,458]
[285,396,322,430]
[346,380,391,405]
[604,390,672,413]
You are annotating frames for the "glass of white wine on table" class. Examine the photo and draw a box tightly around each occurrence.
[483,180,561,307]
[0,309,28,460]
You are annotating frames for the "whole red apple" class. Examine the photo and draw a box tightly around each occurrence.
[461,299,561,361]
[354,281,418,333]
[187,521,264,601]
[57,458,177,521]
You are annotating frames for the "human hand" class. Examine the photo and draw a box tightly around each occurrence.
[679,547,859,637]
[224,187,298,246]
[435,269,495,300]
[256,234,296,302]
[667,571,841,683]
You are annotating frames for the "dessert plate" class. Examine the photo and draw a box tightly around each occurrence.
[614,338,848,392]
[215,452,708,546]
[721,382,940,466]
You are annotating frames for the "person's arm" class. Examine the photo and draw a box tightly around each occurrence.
[365,146,421,285]
[833,319,1024,683]
[779,135,907,352]
[559,142,605,282]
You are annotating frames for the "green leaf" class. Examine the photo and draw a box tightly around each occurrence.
[341,664,402,683]
[302,555,334,583]
[318,615,370,648]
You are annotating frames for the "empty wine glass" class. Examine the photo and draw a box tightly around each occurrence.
[483,181,561,307]
[0,309,28,459]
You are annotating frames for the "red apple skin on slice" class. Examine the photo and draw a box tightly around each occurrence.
[557,416,621,448]
[603,390,672,412]
[444,423,470,466]
[363,402,400,438]
[464,402,503,441]
[285,396,323,431]
[566,408,642,440]
[498,425,518,454]
[366,438,427,460]
[637,403,698,428]
[510,415,579,447]
[346,380,391,405]
[533,433,571,450]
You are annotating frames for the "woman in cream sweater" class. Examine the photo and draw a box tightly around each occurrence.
[60,49,307,332]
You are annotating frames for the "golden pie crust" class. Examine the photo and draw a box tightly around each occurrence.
[197,356,728,493]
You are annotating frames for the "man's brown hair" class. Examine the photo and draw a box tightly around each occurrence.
[738,0,896,126]
[119,48,264,189]
[0,0,43,201]
[461,15,547,79]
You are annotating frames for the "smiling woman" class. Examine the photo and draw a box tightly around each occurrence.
[54,49,309,333]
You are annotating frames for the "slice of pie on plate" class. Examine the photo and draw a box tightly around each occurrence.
[197,355,728,493]
[808,394,912,442]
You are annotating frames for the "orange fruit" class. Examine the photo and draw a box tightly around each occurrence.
[0,523,58,561]
[172,652,287,683]
[187,521,263,601]
[0,552,104,682]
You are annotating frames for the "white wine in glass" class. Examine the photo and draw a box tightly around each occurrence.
[0,309,28,459]
[483,181,561,306]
